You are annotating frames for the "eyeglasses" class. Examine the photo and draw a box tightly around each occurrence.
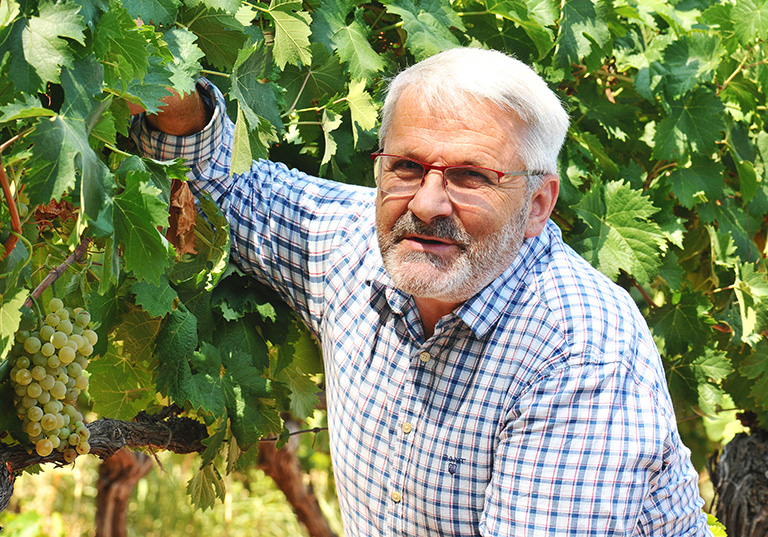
[371,153,542,203]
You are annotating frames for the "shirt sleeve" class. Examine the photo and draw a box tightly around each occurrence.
[479,359,712,536]
[130,79,376,335]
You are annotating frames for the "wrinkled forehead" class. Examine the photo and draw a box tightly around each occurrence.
[384,86,528,148]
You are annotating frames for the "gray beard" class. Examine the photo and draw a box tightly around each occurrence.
[377,205,529,304]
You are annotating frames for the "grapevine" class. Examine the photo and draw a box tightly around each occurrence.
[8,297,94,459]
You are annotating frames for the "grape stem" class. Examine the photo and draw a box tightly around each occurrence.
[23,236,91,309]
[0,157,22,260]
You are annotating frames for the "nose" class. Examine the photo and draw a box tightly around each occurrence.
[407,169,454,222]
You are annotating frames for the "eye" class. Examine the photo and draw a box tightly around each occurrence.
[390,158,424,179]
[447,167,496,188]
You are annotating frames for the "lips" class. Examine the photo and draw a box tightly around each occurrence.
[400,234,461,256]
[391,214,471,251]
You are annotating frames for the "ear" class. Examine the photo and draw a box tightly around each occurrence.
[524,174,559,238]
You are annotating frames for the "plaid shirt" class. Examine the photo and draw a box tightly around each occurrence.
[132,80,711,537]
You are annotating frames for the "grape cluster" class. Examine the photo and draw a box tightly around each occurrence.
[8,298,96,459]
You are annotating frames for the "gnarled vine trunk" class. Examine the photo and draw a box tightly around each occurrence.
[258,438,337,537]
[711,429,768,537]
[95,449,154,537]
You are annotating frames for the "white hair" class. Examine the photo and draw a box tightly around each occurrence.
[379,47,570,183]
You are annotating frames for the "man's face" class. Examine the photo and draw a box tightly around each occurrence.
[375,87,544,304]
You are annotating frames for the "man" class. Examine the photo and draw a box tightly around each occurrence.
[133,47,711,535]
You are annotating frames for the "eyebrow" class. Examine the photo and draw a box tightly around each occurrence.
[395,152,494,169]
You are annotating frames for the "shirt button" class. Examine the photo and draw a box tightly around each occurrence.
[419,351,431,363]
[391,491,402,503]
[402,422,413,434]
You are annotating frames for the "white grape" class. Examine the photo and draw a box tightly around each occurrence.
[36,438,53,457]
[48,298,64,313]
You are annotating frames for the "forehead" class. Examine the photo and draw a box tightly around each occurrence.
[383,87,526,165]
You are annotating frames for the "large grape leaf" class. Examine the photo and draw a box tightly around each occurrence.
[88,343,155,420]
[230,45,283,133]
[188,343,227,413]
[160,27,204,96]
[187,463,225,511]
[267,0,312,69]
[126,56,175,115]
[345,79,378,147]
[0,94,56,123]
[553,0,611,70]
[669,160,725,209]
[21,1,85,84]
[184,8,248,71]
[386,0,463,61]
[213,318,270,370]
[279,43,346,113]
[114,306,163,365]
[699,193,761,263]
[314,1,384,83]
[155,303,198,403]
[658,32,722,99]
[0,18,43,93]
[653,87,726,161]
[113,171,174,283]
[572,180,666,285]
[221,350,276,449]
[649,286,715,356]
[336,8,385,82]
[25,59,115,232]
[132,277,179,318]
[93,4,149,86]
[732,0,768,45]
[271,319,322,419]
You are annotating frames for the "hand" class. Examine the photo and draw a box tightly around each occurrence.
[128,88,211,137]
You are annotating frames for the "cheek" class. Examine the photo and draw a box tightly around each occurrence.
[375,196,408,233]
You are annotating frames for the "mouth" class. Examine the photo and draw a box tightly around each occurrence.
[399,234,462,254]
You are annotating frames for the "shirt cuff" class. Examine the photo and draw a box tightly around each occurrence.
[130,78,225,166]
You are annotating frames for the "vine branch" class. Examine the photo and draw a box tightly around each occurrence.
[23,235,91,309]
[0,158,21,260]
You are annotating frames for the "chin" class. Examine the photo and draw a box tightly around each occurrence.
[384,250,485,303]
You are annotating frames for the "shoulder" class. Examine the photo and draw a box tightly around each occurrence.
[526,222,662,385]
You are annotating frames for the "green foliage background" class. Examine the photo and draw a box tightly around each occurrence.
[0,0,766,516]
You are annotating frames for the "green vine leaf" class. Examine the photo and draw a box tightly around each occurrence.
[267,0,312,69]
[113,171,174,283]
[572,180,666,285]
[21,1,85,84]
[88,343,155,420]
[187,463,226,511]
[385,0,463,61]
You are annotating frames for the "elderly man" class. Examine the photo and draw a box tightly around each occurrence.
[133,47,711,536]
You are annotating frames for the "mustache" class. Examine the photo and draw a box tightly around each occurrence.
[391,213,471,249]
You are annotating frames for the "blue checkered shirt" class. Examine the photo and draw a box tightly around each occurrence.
[132,79,711,536]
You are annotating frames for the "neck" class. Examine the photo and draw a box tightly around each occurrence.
[413,296,461,338]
